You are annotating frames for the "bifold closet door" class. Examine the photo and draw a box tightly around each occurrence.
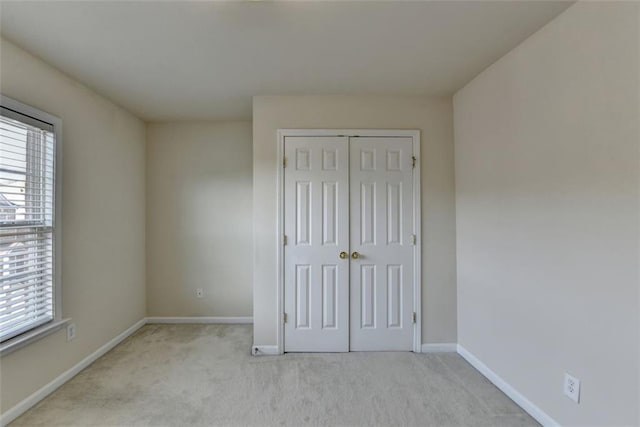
[283,136,350,352]
[349,137,414,351]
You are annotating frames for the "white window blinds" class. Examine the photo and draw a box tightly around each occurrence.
[0,107,56,342]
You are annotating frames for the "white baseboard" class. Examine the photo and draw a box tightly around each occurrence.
[251,345,280,356]
[421,343,457,353]
[0,318,146,427]
[146,316,253,324]
[456,344,559,427]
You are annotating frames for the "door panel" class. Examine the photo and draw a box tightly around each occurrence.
[322,265,338,328]
[350,137,414,351]
[284,137,349,352]
[360,264,376,328]
[387,264,402,328]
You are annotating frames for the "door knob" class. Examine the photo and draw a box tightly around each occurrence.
[339,251,348,259]
[351,251,360,259]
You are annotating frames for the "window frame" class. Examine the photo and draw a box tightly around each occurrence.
[0,95,65,356]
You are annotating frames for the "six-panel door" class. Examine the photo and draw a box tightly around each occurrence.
[349,137,414,351]
[284,137,350,352]
[284,135,415,352]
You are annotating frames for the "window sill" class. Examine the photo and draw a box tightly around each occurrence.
[0,318,71,357]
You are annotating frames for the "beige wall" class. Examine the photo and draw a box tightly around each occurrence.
[146,122,253,317]
[454,2,639,425]
[253,95,457,347]
[0,38,146,411]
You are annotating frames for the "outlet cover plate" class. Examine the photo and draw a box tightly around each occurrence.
[66,323,76,341]
[564,373,580,403]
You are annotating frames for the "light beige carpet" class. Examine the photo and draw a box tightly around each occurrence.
[11,325,538,426]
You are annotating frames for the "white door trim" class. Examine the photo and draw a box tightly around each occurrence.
[276,129,421,354]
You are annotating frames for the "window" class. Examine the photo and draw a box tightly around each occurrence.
[0,97,61,344]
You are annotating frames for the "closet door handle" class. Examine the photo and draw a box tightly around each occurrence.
[351,251,360,259]
[339,251,348,259]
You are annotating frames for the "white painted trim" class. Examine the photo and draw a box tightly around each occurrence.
[276,129,422,354]
[146,317,253,324]
[277,129,419,138]
[0,318,146,427]
[0,319,70,356]
[276,129,286,355]
[457,345,560,427]
[421,343,457,353]
[411,132,422,353]
[251,345,280,356]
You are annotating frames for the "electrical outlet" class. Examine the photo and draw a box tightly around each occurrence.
[564,373,580,403]
[196,288,204,298]
[66,323,76,341]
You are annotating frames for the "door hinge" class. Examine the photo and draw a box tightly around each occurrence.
[412,312,417,324]
[283,235,287,245]
[412,156,417,168]
[412,234,417,245]
[283,313,288,324]
[283,157,287,168]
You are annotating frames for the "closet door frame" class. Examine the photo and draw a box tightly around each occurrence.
[276,129,421,354]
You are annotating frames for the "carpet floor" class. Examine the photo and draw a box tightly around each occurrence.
[11,324,538,426]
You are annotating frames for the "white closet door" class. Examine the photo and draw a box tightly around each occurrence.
[284,136,350,352]
[349,137,414,351]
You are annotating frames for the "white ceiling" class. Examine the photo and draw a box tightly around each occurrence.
[0,1,572,121]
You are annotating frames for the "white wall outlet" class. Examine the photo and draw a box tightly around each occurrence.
[196,288,204,298]
[66,323,76,341]
[564,373,580,403]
